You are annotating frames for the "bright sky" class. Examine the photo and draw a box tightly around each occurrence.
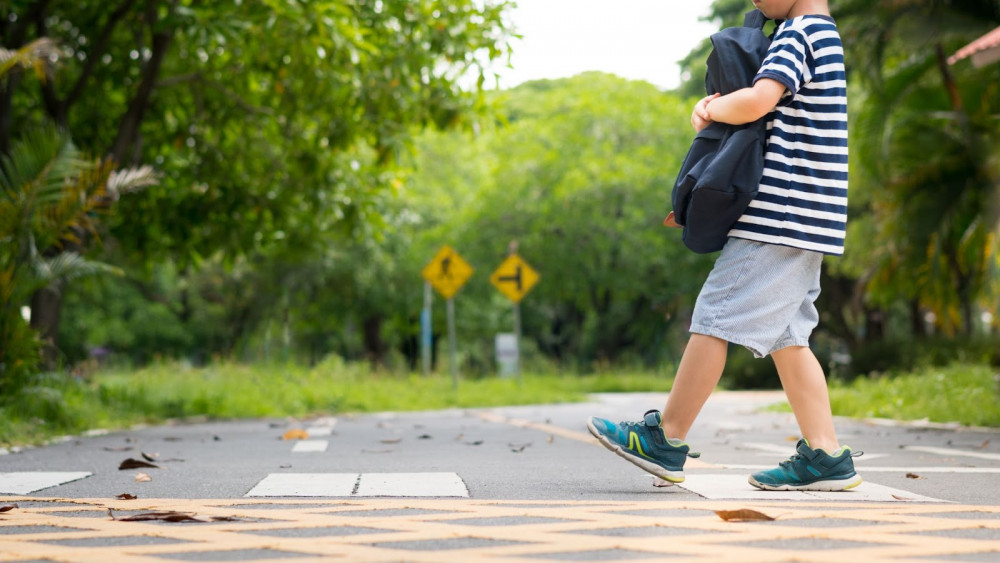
[491,0,720,91]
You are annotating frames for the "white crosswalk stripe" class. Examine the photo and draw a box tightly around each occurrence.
[674,474,944,502]
[0,472,92,494]
[244,472,469,498]
[291,440,329,453]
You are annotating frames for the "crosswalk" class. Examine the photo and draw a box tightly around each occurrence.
[1,415,997,501]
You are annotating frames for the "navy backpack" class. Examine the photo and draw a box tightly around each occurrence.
[670,10,772,254]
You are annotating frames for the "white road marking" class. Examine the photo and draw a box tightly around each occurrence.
[902,446,1000,461]
[245,473,358,497]
[291,440,329,453]
[306,426,334,437]
[675,474,945,502]
[0,472,92,494]
[356,472,468,498]
[244,472,469,498]
[724,464,1000,473]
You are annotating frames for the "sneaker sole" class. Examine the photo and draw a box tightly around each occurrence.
[747,474,863,492]
[586,418,685,483]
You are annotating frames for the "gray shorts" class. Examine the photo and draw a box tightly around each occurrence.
[690,238,823,358]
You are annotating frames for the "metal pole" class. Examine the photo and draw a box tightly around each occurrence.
[421,281,433,375]
[447,297,458,389]
[513,301,522,383]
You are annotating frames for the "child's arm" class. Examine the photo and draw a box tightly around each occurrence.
[700,78,787,125]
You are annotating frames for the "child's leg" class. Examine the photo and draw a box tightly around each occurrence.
[660,333,728,440]
[771,345,839,453]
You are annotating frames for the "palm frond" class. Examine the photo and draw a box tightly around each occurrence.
[106,164,159,199]
[31,252,122,287]
[0,38,61,82]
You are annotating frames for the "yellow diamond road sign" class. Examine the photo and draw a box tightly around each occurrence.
[490,254,539,303]
[422,245,474,299]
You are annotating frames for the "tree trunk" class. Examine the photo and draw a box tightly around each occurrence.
[29,283,63,370]
[109,0,176,164]
[362,315,386,365]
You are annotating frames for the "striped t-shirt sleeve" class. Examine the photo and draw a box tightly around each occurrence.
[729,16,849,256]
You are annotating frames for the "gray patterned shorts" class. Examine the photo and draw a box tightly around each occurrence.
[690,237,823,358]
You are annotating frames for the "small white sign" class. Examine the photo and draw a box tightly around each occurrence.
[495,333,519,377]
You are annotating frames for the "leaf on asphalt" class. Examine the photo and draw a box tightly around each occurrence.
[465,440,484,446]
[892,494,913,501]
[135,473,152,482]
[380,437,402,444]
[547,435,555,444]
[0,503,18,513]
[117,511,204,522]
[417,434,433,440]
[509,442,531,453]
[141,452,158,462]
[905,472,924,480]
[652,478,675,488]
[979,440,991,449]
[103,446,133,452]
[715,509,776,522]
[282,429,309,440]
[120,458,159,470]
[116,493,137,500]
[163,437,182,442]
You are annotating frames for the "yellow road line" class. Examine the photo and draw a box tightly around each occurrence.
[476,411,719,468]
[2,496,998,562]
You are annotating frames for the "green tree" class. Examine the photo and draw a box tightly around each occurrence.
[2,1,514,363]
[0,125,155,388]
[834,0,1000,336]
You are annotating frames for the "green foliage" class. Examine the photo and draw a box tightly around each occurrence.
[0,125,154,390]
[0,359,677,447]
[826,363,1000,427]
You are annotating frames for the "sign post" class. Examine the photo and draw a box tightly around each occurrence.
[489,254,539,381]
[421,245,474,389]
[420,282,432,376]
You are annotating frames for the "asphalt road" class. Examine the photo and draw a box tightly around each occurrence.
[3,391,999,504]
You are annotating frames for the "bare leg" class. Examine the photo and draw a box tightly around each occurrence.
[772,346,839,453]
[660,334,728,440]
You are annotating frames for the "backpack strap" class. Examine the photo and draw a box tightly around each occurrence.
[743,9,768,29]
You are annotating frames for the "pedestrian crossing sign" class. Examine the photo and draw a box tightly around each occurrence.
[490,254,539,303]
[421,245,474,299]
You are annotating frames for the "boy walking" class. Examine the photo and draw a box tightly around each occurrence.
[588,0,860,491]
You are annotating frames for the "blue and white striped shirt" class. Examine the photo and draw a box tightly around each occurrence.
[729,15,848,256]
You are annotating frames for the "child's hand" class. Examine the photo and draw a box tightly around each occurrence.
[691,93,720,131]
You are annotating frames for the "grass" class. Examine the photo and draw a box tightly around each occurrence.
[766,363,1000,427]
[827,363,1000,427]
[0,357,674,448]
[2,358,997,449]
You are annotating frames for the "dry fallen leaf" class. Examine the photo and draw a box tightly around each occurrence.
[715,509,776,522]
[380,437,402,444]
[979,440,991,449]
[282,429,309,440]
[905,472,924,480]
[116,493,137,500]
[135,473,152,482]
[116,511,202,522]
[141,452,158,462]
[119,458,159,470]
[0,503,18,513]
[892,494,913,501]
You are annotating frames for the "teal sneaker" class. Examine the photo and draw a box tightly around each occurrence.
[749,439,863,491]
[586,409,700,483]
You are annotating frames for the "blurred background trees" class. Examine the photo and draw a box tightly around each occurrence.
[2,0,998,390]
